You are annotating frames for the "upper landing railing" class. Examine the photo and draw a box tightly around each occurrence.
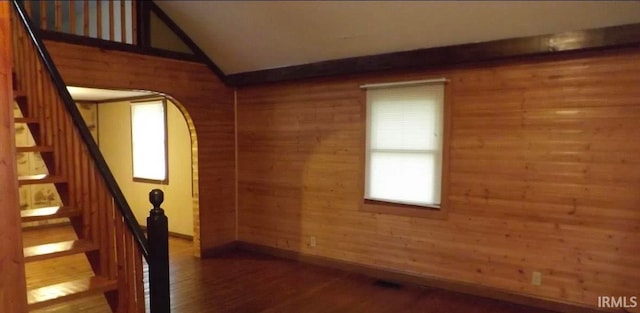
[18,0,226,80]
[21,0,136,44]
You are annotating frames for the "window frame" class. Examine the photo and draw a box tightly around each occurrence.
[360,78,451,219]
[130,98,169,184]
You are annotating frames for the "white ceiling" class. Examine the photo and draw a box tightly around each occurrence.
[156,1,640,74]
[67,86,154,101]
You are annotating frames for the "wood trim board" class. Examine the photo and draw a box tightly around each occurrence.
[226,23,640,86]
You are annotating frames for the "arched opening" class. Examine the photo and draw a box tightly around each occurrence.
[67,86,201,255]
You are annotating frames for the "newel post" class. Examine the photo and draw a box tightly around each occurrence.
[148,189,170,313]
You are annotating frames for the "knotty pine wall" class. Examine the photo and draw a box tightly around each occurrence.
[237,47,640,310]
[43,41,236,254]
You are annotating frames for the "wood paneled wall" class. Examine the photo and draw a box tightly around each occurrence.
[237,48,640,310]
[0,2,28,311]
[43,40,236,254]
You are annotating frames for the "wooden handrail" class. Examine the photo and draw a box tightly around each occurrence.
[11,0,150,260]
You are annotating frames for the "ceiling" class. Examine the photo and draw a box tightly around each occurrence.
[67,86,154,102]
[155,1,640,74]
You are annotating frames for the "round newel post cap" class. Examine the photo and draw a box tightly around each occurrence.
[149,189,164,207]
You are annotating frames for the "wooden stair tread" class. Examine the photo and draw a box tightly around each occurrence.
[24,239,99,263]
[16,145,54,153]
[21,206,81,223]
[18,174,66,186]
[14,117,39,124]
[27,276,117,310]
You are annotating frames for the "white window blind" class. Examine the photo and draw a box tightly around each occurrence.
[364,80,445,207]
[131,100,167,182]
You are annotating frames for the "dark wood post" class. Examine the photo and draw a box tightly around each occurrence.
[136,0,151,47]
[148,189,170,313]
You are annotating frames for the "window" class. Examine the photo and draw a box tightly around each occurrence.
[131,99,168,183]
[364,79,446,208]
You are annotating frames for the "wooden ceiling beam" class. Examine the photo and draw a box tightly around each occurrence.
[226,23,640,86]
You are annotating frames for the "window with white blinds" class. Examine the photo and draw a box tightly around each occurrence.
[364,80,445,207]
[131,99,167,182]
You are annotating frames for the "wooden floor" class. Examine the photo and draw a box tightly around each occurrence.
[24,226,558,313]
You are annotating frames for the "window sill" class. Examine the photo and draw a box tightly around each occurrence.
[133,177,168,185]
[361,199,448,220]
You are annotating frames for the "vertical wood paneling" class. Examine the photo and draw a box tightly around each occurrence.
[42,40,236,252]
[0,2,28,311]
[236,48,640,311]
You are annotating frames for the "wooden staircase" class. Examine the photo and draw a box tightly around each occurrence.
[13,85,118,311]
[10,2,148,312]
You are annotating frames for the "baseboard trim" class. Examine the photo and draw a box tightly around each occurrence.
[139,225,194,241]
[235,241,608,313]
[167,231,193,241]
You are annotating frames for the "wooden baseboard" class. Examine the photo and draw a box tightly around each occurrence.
[235,241,608,313]
[167,231,193,241]
[139,225,194,241]
[201,241,240,258]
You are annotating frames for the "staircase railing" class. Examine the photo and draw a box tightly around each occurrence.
[20,0,136,44]
[11,0,168,311]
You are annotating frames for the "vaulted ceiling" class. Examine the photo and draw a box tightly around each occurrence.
[155,1,640,75]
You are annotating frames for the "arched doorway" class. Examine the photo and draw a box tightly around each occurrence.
[68,86,201,255]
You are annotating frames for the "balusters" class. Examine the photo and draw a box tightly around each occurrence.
[24,0,135,44]
[96,0,101,39]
